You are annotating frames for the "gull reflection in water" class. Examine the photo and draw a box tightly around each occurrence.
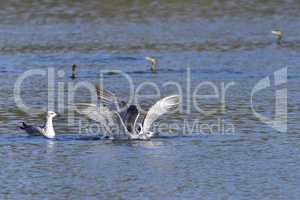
[46,139,56,154]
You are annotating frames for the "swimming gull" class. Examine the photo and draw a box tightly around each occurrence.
[75,86,181,140]
[19,111,58,139]
[145,56,157,73]
[271,30,283,46]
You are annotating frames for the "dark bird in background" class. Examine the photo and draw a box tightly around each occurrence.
[71,64,77,79]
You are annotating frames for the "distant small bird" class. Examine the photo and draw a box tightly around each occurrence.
[19,111,58,139]
[145,57,157,73]
[71,64,77,79]
[271,30,283,46]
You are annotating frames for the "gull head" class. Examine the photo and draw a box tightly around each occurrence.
[47,111,57,118]
[146,131,155,138]
[135,123,143,134]
[136,123,155,139]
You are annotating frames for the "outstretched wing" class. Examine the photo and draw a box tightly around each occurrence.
[75,103,113,124]
[75,103,128,136]
[95,85,127,112]
[95,85,118,105]
[142,95,181,133]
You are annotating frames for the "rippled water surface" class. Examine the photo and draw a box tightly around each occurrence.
[1,1,300,199]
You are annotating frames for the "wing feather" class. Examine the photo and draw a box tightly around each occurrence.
[22,124,45,136]
[142,95,181,133]
[95,85,127,114]
[75,103,128,137]
[96,85,117,105]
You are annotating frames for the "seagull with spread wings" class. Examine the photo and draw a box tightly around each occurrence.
[75,86,181,140]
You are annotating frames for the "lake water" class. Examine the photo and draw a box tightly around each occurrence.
[1,1,300,199]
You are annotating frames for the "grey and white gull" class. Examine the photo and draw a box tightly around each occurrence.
[75,86,181,140]
[19,111,57,139]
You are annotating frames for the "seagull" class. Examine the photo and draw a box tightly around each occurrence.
[145,57,157,73]
[75,86,181,140]
[71,64,77,79]
[19,111,58,139]
[271,30,283,46]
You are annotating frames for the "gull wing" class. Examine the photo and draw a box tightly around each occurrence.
[142,95,181,133]
[95,86,127,112]
[95,85,118,105]
[75,103,128,136]
[20,122,45,136]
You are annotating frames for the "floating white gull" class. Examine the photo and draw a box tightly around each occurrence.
[145,56,157,73]
[271,30,283,46]
[75,86,181,140]
[19,111,57,139]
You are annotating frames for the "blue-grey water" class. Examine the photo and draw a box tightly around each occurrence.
[1,1,300,199]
